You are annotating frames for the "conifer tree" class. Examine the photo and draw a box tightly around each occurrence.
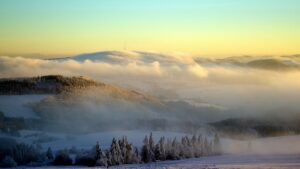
[110,138,122,165]
[46,147,54,160]
[95,141,102,160]
[213,133,221,155]
[141,135,150,163]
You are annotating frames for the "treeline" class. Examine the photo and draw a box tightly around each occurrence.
[0,133,221,167]
[0,75,102,95]
[0,111,27,136]
[210,118,300,139]
[0,138,46,167]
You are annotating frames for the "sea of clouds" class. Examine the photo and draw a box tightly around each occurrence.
[1,51,300,120]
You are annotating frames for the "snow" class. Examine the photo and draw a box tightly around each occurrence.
[0,95,50,118]
[21,154,300,169]
[6,129,300,168]
[109,154,300,169]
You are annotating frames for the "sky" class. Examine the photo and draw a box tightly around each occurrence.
[0,0,299,57]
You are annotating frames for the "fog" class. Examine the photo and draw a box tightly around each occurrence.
[1,51,300,121]
[1,51,300,156]
[223,135,300,155]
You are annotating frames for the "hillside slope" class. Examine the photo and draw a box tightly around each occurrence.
[0,75,154,102]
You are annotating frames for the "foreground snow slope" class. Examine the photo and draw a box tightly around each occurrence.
[26,154,300,169]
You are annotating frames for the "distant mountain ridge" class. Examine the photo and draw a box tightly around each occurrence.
[54,50,300,72]
[195,54,300,71]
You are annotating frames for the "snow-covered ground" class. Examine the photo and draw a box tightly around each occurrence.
[109,154,300,169]
[24,154,300,169]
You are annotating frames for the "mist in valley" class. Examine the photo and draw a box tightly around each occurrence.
[1,52,300,157]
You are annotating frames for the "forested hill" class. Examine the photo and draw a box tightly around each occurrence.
[0,75,104,94]
[0,75,156,104]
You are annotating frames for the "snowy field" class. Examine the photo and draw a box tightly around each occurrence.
[13,130,300,169]
[23,154,300,169]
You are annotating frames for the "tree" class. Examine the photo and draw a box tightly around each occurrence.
[106,151,112,167]
[119,136,128,163]
[196,135,203,157]
[154,136,167,161]
[10,143,41,165]
[46,147,54,160]
[141,135,150,163]
[124,143,139,164]
[53,150,72,166]
[213,134,221,155]
[94,141,108,167]
[110,138,122,165]
[147,133,156,161]
[170,138,180,160]
[202,137,208,156]
[95,141,102,160]
[0,156,17,167]
[149,133,155,153]
[75,154,96,167]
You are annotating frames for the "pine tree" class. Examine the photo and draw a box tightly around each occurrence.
[95,141,102,160]
[110,138,122,165]
[197,135,203,157]
[154,136,166,161]
[213,133,221,155]
[119,136,129,163]
[106,151,112,167]
[154,143,161,160]
[141,135,150,163]
[46,147,54,160]
[170,137,180,160]
[148,133,155,161]
[124,143,140,164]
[203,137,209,156]
[159,137,166,160]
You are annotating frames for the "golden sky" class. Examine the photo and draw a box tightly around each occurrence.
[0,0,299,57]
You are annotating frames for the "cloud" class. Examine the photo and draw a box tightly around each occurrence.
[2,51,300,120]
[196,55,300,71]
[0,51,208,80]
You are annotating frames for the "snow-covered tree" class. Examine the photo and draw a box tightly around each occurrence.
[141,135,150,163]
[213,133,221,155]
[141,134,155,163]
[119,136,128,163]
[124,143,140,164]
[170,138,180,160]
[95,141,102,160]
[154,136,166,161]
[106,151,112,166]
[46,147,54,160]
[110,138,122,165]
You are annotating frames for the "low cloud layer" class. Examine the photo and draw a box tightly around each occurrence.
[1,51,300,120]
